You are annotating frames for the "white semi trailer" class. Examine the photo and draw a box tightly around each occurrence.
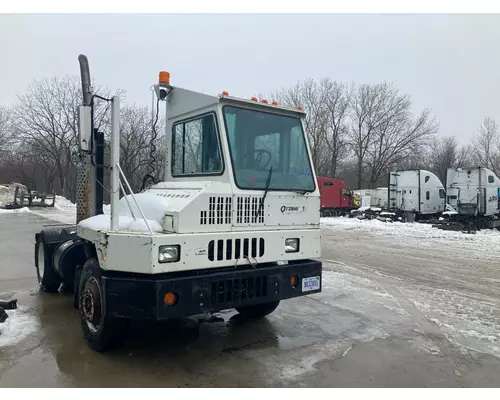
[353,188,388,209]
[33,55,322,352]
[388,169,446,219]
[446,167,500,226]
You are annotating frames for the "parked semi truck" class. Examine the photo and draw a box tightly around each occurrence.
[445,167,500,228]
[317,176,357,216]
[33,55,323,352]
[388,169,446,220]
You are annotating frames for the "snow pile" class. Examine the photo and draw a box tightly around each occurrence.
[78,193,168,233]
[0,183,26,208]
[0,306,39,348]
[79,214,163,233]
[53,195,76,211]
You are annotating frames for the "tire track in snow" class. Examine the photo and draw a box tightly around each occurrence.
[323,258,481,379]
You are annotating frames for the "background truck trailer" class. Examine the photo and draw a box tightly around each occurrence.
[33,55,323,352]
[388,169,446,219]
[352,188,387,209]
[446,167,500,221]
[317,176,356,216]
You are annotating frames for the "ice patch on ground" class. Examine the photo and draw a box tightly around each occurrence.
[321,268,410,320]
[0,306,39,348]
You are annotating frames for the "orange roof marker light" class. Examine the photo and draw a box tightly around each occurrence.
[159,71,170,85]
[272,100,278,105]
[221,90,229,96]
[297,105,303,111]
[251,96,258,101]
[261,99,269,104]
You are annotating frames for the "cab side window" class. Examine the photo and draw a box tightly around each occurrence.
[172,113,222,176]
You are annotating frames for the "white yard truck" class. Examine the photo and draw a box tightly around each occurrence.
[33,55,322,352]
[388,169,446,220]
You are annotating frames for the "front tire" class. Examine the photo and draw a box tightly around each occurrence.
[78,258,129,352]
[236,301,280,319]
[35,235,61,293]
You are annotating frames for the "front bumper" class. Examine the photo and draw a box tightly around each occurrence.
[102,259,322,320]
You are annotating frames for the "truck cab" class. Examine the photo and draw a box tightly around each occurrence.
[446,167,500,217]
[34,59,323,352]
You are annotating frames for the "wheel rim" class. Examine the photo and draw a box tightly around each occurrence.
[82,276,102,333]
[37,243,45,282]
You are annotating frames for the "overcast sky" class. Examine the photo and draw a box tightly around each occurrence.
[1,13,499,144]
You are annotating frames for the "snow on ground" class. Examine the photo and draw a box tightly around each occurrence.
[322,216,500,359]
[0,207,30,215]
[0,306,39,348]
[321,216,500,260]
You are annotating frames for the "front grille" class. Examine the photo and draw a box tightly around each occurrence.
[210,276,268,306]
[208,238,265,261]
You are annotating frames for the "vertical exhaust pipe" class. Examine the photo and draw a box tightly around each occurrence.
[76,54,95,223]
[78,54,92,106]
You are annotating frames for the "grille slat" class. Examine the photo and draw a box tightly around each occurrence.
[208,237,265,262]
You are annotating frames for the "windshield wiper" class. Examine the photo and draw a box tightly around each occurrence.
[255,166,273,222]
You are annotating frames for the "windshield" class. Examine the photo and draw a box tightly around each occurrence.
[223,106,315,191]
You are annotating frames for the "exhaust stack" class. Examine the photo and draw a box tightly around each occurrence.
[78,54,92,106]
[76,54,96,223]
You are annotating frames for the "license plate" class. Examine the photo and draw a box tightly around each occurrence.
[302,276,320,292]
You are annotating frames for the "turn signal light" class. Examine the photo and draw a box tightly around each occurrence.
[290,275,299,288]
[272,100,278,105]
[164,291,177,306]
[159,71,170,85]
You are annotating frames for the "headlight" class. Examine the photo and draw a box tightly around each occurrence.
[285,238,299,253]
[158,245,180,263]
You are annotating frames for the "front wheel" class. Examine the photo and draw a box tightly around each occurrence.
[78,258,129,352]
[236,301,280,319]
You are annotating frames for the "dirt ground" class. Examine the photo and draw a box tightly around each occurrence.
[0,213,499,387]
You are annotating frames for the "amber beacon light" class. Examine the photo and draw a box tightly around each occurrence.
[159,71,170,85]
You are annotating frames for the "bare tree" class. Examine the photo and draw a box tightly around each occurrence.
[471,117,500,176]
[349,82,438,187]
[13,76,116,201]
[348,83,392,188]
[427,136,459,184]
[0,106,13,155]
[323,79,351,177]
[119,104,157,191]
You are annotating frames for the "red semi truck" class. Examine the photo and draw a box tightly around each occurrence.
[317,176,357,217]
